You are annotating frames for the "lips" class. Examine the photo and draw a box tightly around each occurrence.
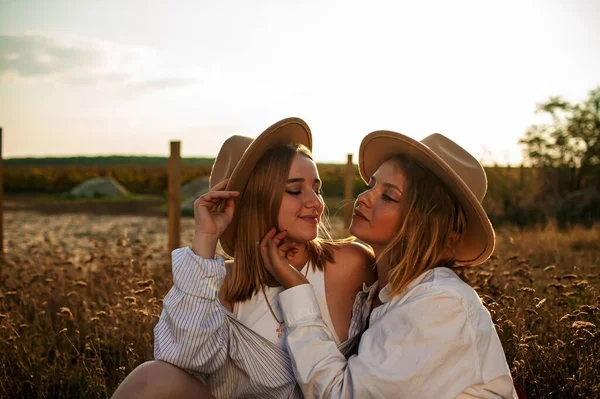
[299,215,319,224]
[353,209,369,222]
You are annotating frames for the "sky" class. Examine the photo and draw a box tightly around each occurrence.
[1,0,599,165]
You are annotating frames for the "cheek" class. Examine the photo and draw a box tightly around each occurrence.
[373,207,402,239]
[317,197,324,216]
[277,197,300,227]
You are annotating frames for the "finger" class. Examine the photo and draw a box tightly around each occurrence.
[271,230,288,246]
[259,227,276,256]
[260,245,272,272]
[277,241,297,254]
[285,248,298,262]
[199,191,240,204]
[196,193,239,212]
[261,227,277,245]
[196,195,234,210]
[266,238,286,266]
[194,199,218,214]
[259,230,275,272]
[211,179,229,191]
[222,197,236,219]
[280,247,297,261]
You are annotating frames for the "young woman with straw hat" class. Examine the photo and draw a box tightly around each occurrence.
[260,131,518,398]
[112,118,376,398]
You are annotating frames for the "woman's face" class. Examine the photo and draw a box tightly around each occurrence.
[277,154,324,242]
[350,159,405,253]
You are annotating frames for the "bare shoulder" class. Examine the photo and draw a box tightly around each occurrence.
[327,241,376,285]
[334,241,375,266]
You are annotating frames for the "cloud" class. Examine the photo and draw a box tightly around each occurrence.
[0,31,200,93]
[126,76,197,94]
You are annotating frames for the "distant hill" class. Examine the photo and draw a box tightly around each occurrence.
[4,156,215,167]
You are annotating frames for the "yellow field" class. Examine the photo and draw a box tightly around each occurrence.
[1,210,598,397]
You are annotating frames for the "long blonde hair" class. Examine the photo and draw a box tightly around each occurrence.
[379,154,467,297]
[226,143,341,303]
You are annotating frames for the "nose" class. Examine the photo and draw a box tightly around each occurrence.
[305,190,323,210]
[356,188,373,208]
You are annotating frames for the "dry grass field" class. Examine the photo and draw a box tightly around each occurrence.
[0,205,599,398]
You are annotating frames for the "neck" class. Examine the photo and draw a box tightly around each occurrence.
[373,246,390,289]
[366,247,390,309]
[376,261,390,290]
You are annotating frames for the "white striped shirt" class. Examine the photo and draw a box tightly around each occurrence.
[154,247,376,398]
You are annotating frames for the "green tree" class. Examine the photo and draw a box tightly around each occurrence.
[520,87,600,196]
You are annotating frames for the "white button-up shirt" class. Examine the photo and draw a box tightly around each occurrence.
[279,267,518,398]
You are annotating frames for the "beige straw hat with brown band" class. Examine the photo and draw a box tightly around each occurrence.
[358,131,495,266]
[208,117,312,257]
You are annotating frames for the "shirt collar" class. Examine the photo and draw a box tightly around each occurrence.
[378,268,438,304]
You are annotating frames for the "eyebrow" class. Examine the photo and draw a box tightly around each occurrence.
[383,182,403,193]
[287,177,321,184]
[370,177,403,194]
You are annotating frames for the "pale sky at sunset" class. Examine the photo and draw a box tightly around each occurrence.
[1,0,599,165]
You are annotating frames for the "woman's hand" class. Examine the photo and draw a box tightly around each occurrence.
[191,179,240,258]
[259,228,309,289]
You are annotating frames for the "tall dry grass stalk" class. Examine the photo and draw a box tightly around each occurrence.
[0,213,598,397]
[457,222,600,397]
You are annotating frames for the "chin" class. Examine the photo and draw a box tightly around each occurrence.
[349,222,359,236]
[286,230,318,243]
[349,224,367,241]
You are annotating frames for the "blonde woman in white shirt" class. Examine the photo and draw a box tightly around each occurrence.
[261,131,519,398]
[112,118,376,399]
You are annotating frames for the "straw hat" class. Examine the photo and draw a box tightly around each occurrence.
[359,131,495,266]
[209,117,312,256]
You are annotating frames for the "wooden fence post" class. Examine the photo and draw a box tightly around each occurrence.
[0,127,3,261]
[344,154,353,229]
[168,141,181,255]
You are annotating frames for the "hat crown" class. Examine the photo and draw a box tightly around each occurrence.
[421,134,487,202]
[209,135,253,189]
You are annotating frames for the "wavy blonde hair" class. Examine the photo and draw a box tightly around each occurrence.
[379,154,467,297]
[226,143,343,303]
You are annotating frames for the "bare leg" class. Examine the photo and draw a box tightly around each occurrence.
[111,360,215,399]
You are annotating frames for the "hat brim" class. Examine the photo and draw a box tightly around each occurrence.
[219,117,312,256]
[359,131,495,266]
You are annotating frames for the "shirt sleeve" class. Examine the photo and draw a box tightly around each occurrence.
[279,284,516,399]
[153,247,230,374]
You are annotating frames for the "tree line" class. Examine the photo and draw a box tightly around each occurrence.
[517,86,600,228]
[4,156,215,167]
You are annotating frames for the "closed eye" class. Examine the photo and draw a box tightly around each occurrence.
[383,194,399,202]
